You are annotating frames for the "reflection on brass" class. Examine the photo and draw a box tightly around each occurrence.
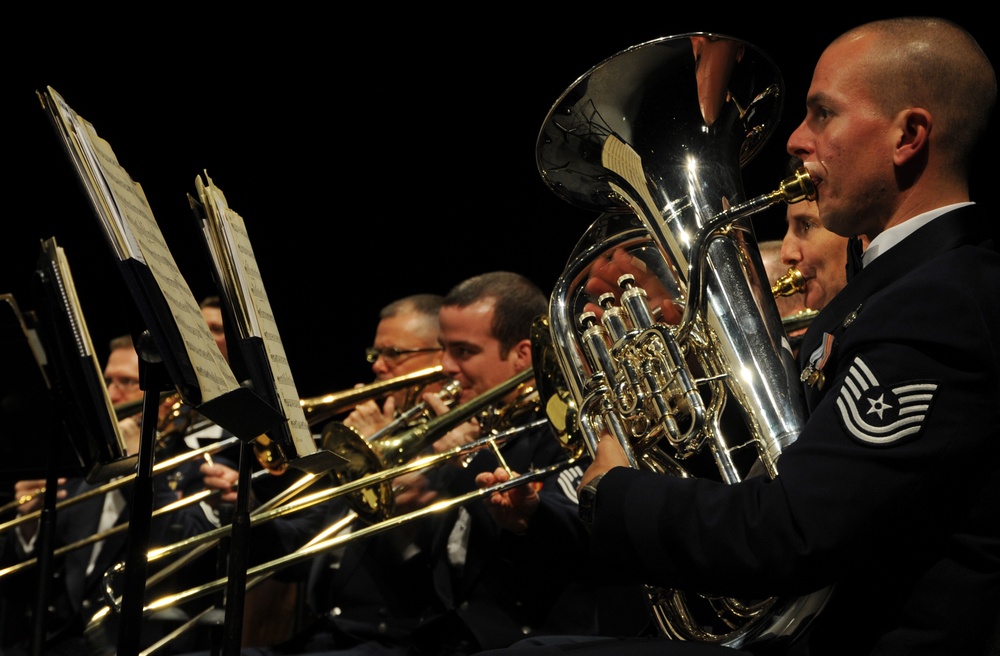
[771,267,806,297]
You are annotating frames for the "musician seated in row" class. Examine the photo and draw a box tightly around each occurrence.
[476,16,1000,656]
[0,334,209,656]
[183,272,643,656]
[342,293,446,439]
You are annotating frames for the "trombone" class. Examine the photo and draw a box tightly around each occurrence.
[299,365,447,427]
[0,366,446,535]
[0,436,242,536]
[144,454,573,616]
[100,362,577,618]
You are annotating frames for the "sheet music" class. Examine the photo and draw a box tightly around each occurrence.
[41,86,239,404]
[41,239,128,454]
[196,172,316,457]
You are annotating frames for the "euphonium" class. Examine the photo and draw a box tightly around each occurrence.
[536,33,831,648]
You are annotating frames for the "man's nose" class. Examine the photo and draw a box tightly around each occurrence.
[439,352,460,376]
[786,122,811,158]
[780,238,802,266]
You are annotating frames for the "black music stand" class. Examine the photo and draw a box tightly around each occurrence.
[0,294,76,656]
[38,87,344,656]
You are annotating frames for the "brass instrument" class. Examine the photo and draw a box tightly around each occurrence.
[771,266,806,298]
[100,350,579,620]
[299,365,447,427]
[782,308,819,335]
[366,378,463,442]
[222,365,448,476]
[770,266,818,347]
[320,371,526,524]
[536,33,832,647]
[0,436,242,536]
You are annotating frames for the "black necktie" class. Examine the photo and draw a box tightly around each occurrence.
[846,235,864,281]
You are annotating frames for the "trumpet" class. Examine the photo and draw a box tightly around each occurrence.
[770,266,819,340]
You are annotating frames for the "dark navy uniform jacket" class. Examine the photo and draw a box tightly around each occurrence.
[251,408,630,655]
[0,459,206,655]
[589,206,1000,655]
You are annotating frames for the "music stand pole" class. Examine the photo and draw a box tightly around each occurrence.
[116,331,167,656]
[29,440,61,656]
[222,439,255,655]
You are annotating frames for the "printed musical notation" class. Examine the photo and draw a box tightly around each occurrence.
[195,173,316,458]
[39,85,239,406]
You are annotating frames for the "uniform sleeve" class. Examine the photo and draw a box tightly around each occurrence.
[590,255,1000,599]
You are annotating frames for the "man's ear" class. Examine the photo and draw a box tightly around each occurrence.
[894,107,931,166]
[512,338,534,370]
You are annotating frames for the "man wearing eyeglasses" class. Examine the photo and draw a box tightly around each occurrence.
[344,293,446,439]
[0,334,203,655]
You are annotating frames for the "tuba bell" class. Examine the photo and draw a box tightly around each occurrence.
[536,33,832,648]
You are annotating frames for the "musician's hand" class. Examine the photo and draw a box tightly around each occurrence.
[119,416,142,455]
[391,471,437,515]
[200,462,242,506]
[475,467,540,535]
[344,396,395,439]
[422,391,479,463]
[11,478,64,543]
[422,389,451,417]
[579,431,630,490]
[584,248,683,325]
[433,420,480,466]
[12,478,65,516]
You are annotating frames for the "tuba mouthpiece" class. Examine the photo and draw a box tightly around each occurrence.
[772,267,806,297]
[778,167,816,205]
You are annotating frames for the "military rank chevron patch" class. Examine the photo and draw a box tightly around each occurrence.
[835,355,939,446]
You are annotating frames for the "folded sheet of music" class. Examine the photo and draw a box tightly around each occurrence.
[40,86,240,407]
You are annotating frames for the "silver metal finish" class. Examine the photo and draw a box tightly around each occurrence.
[537,33,830,647]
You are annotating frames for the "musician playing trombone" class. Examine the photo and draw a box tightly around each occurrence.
[342,293,446,441]
[181,272,621,656]
[0,334,209,655]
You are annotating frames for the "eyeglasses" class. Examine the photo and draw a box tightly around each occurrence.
[105,376,141,391]
[365,346,443,364]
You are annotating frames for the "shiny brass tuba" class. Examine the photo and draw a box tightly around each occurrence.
[536,33,831,647]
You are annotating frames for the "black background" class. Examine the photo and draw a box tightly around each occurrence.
[5,10,995,400]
